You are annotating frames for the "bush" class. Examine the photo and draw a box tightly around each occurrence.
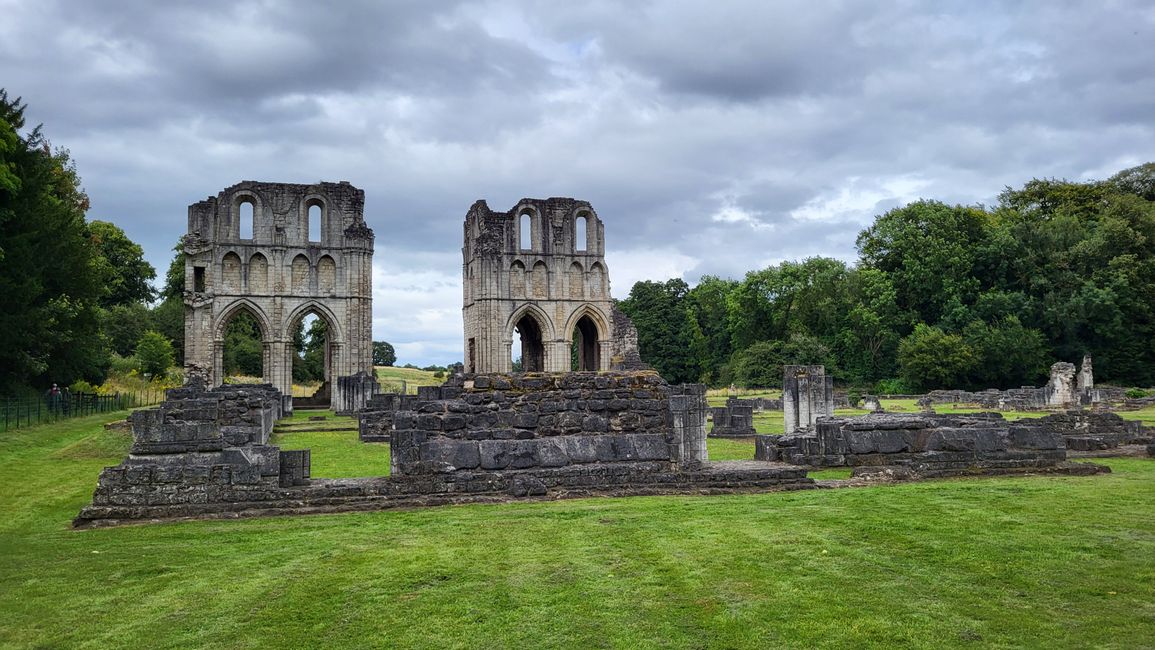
[108,353,140,376]
[874,378,912,395]
[135,331,175,378]
[1125,388,1150,399]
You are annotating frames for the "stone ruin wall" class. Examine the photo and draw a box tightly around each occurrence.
[381,371,707,475]
[461,198,647,374]
[182,181,377,411]
[783,365,835,434]
[921,356,1124,411]
[754,412,1109,479]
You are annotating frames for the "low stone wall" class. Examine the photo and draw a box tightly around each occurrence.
[710,404,756,437]
[753,413,1101,478]
[923,386,1127,411]
[382,372,704,475]
[1027,411,1151,450]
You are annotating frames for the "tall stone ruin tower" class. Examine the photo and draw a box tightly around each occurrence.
[182,181,376,411]
[462,197,644,373]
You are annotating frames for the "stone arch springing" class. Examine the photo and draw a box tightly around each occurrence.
[508,304,555,373]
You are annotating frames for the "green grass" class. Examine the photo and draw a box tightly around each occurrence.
[271,412,390,478]
[2,413,1154,648]
[375,366,443,394]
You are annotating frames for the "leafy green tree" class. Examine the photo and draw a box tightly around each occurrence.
[135,330,174,378]
[857,200,990,325]
[0,90,109,391]
[728,341,785,388]
[223,311,263,378]
[897,324,976,391]
[960,317,1048,389]
[685,276,737,383]
[88,220,155,306]
[101,302,151,357]
[373,341,396,366]
[617,279,696,383]
[148,298,185,363]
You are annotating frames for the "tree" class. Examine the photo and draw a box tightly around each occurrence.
[373,341,396,366]
[222,311,263,378]
[135,330,174,378]
[857,200,990,325]
[101,303,151,357]
[0,90,109,391]
[88,220,155,306]
[897,324,976,391]
[617,279,697,383]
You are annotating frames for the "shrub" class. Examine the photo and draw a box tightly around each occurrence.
[874,378,912,395]
[1125,388,1150,399]
[135,331,175,378]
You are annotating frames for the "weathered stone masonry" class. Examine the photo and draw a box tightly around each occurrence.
[182,181,377,411]
[461,198,645,374]
[77,372,813,527]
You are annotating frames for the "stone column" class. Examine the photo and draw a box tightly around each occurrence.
[784,365,834,434]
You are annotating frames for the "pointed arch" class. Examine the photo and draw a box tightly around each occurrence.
[248,252,269,292]
[214,298,273,342]
[510,260,526,297]
[564,305,610,372]
[567,261,584,299]
[291,254,311,293]
[530,260,549,299]
[317,255,336,293]
[284,300,345,344]
[562,304,610,344]
[507,304,554,373]
[221,252,243,292]
[589,261,606,297]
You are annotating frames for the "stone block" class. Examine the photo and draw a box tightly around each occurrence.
[1007,426,1064,450]
[421,440,481,472]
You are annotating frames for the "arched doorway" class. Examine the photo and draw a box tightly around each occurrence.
[513,314,545,372]
[287,307,338,406]
[216,303,270,385]
[571,315,600,371]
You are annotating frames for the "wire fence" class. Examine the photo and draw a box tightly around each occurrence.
[0,388,168,433]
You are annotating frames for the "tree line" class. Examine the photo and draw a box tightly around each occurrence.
[617,162,1155,392]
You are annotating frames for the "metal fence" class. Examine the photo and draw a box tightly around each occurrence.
[1,388,167,433]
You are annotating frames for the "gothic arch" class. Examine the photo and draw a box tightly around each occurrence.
[284,300,345,345]
[213,298,273,342]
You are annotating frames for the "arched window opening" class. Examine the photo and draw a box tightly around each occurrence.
[222,309,264,383]
[239,201,255,240]
[513,314,544,372]
[571,315,600,371]
[308,203,322,243]
[519,212,533,251]
[575,215,587,252]
[291,312,330,400]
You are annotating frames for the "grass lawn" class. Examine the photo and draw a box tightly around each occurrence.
[2,413,1154,648]
[375,366,443,394]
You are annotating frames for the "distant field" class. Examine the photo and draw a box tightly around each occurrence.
[375,366,444,393]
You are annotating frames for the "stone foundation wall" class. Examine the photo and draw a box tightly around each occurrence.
[710,404,756,437]
[382,371,705,475]
[755,413,1071,472]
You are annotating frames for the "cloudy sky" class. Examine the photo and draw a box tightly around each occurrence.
[2,0,1153,365]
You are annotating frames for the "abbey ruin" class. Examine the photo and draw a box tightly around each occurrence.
[461,198,644,374]
[181,181,378,413]
[73,184,1145,528]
